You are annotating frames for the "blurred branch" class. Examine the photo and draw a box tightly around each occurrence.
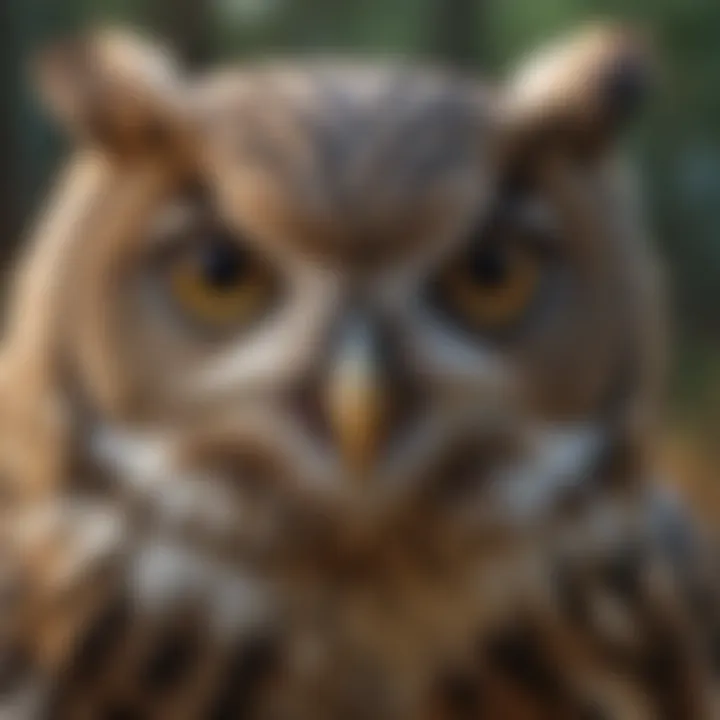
[147,0,214,66]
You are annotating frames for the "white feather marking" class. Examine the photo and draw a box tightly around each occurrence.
[129,538,273,636]
[91,425,173,492]
[491,423,605,522]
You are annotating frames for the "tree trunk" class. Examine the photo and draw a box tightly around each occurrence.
[0,0,22,263]
[429,0,484,68]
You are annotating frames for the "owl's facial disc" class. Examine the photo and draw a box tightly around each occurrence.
[84,175,621,537]
[34,48,658,545]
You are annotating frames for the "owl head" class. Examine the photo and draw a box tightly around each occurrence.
[0,25,662,551]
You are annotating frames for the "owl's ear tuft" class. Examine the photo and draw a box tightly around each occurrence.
[501,23,656,161]
[31,27,188,155]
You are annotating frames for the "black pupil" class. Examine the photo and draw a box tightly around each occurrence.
[198,241,248,290]
[467,243,510,288]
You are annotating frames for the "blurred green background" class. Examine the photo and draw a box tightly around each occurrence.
[0,0,717,469]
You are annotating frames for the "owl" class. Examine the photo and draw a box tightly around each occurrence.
[0,21,717,720]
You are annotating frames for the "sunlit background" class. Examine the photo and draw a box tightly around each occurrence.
[0,0,717,503]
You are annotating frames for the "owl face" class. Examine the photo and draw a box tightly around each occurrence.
[4,27,661,546]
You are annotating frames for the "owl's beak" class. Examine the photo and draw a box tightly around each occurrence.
[324,317,390,476]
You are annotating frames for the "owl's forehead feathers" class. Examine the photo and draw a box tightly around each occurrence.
[189,62,495,260]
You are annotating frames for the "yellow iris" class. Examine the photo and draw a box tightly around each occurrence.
[439,243,541,330]
[168,242,274,329]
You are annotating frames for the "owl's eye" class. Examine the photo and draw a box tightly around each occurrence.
[166,232,276,330]
[432,214,548,333]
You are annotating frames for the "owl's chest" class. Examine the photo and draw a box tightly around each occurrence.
[30,504,710,720]
[31,478,700,720]
[282,565,531,719]
[40,525,538,720]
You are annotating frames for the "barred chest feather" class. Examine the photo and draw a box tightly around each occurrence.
[4,473,719,720]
